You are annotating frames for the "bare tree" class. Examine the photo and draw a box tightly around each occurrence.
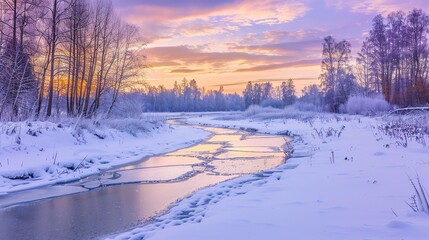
[0,0,144,121]
[356,39,373,96]
[360,9,429,106]
[320,36,355,112]
[0,41,37,120]
[107,23,142,116]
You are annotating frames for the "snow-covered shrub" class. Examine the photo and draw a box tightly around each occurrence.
[281,106,313,120]
[241,105,325,121]
[67,115,165,140]
[260,99,284,109]
[243,105,278,118]
[140,113,165,122]
[103,118,162,136]
[293,102,324,112]
[379,114,429,148]
[108,94,146,118]
[345,95,391,115]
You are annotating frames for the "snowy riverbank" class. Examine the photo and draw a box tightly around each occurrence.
[113,110,429,240]
[0,117,210,194]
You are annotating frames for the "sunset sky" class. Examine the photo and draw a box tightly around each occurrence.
[112,0,429,94]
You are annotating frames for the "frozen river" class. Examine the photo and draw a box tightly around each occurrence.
[0,124,289,240]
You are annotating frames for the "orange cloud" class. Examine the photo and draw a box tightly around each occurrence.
[238,29,326,47]
[235,59,320,72]
[230,40,322,59]
[146,45,286,70]
[170,68,204,73]
[145,37,323,76]
[210,77,318,87]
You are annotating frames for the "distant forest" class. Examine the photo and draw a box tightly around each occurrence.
[1,3,429,120]
[125,78,296,113]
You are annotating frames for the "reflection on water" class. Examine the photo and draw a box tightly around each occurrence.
[207,134,243,143]
[210,158,284,175]
[101,165,195,185]
[225,146,281,152]
[129,156,204,168]
[216,151,284,159]
[169,143,225,154]
[0,124,290,240]
[230,136,287,147]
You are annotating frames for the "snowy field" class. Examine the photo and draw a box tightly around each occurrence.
[0,116,210,195]
[113,109,429,240]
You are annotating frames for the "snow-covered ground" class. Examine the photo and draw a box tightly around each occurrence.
[0,117,210,195]
[113,110,429,240]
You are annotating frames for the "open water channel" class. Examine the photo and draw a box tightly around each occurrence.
[0,124,289,240]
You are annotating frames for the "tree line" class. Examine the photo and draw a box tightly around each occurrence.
[0,0,141,121]
[243,79,296,108]
[115,78,298,113]
[122,79,245,112]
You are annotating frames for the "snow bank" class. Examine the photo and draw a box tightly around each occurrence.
[0,117,210,194]
[112,110,429,240]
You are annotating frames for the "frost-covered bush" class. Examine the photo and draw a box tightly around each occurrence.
[293,102,324,112]
[379,113,429,147]
[345,95,391,115]
[243,105,278,117]
[242,105,323,121]
[71,115,165,139]
[260,99,284,109]
[140,113,166,122]
[103,118,163,136]
[109,94,146,118]
[282,106,328,121]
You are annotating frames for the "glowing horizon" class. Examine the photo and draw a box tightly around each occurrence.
[113,0,429,94]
